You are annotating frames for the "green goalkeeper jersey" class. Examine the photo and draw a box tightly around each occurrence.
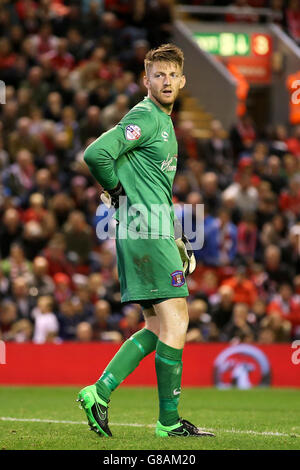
[84,97,178,238]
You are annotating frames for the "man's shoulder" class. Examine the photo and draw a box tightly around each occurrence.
[125,98,154,119]
[118,98,158,137]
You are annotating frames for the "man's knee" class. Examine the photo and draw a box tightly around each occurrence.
[143,307,160,337]
[154,298,189,337]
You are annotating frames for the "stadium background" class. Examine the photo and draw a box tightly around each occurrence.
[0,0,300,390]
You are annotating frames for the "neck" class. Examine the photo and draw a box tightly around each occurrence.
[148,94,173,115]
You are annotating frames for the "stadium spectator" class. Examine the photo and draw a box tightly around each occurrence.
[269,124,288,157]
[53,272,72,304]
[262,155,287,195]
[7,117,44,157]
[20,65,50,107]
[248,299,267,339]
[2,149,35,204]
[186,299,217,342]
[222,169,259,213]
[220,303,255,343]
[230,114,257,162]
[200,172,222,216]
[11,276,35,320]
[9,318,33,343]
[1,243,32,282]
[76,321,94,342]
[260,311,292,342]
[267,282,300,338]
[222,266,258,306]
[32,296,59,344]
[28,256,55,298]
[198,207,237,266]
[285,0,300,44]
[279,174,300,220]
[91,299,122,342]
[0,300,18,341]
[63,210,93,267]
[101,93,130,131]
[204,120,233,188]
[79,106,105,145]
[118,304,144,340]
[236,212,257,263]
[0,208,23,259]
[57,298,86,341]
[211,285,235,330]
[263,244,293,295]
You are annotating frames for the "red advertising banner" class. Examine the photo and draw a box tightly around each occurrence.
[224,56,271,84]
[0,342,299,388]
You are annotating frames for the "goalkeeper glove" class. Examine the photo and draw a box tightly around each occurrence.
[100,182,125,209]
[174,219,196,277]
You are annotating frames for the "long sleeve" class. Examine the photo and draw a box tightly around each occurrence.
[83,106,155,190]
[83,130,120,190]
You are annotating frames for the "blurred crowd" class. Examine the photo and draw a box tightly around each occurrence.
[1,0,300,345]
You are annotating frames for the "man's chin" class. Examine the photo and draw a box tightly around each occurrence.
[158,95,175,105]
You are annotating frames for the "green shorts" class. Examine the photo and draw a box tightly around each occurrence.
[115,224,189,304]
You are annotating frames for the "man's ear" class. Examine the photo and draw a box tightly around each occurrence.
[143,74,150,90]
[179,75,186,90]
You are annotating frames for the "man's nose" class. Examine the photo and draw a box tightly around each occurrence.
[163,75,171,85]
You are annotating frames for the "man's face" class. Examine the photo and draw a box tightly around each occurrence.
[144,61,185,112]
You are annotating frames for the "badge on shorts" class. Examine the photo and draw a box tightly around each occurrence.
[171,270,185,287]
[125,124,141,140]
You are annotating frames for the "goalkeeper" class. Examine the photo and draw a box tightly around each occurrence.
[77,44,214,438]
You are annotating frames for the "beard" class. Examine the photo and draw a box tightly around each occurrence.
[150,88,178,110]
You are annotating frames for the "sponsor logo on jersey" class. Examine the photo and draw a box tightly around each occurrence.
[161,153,177,172]
[161,131,169,141]
[171,270,185,287]
[125,124,141,140]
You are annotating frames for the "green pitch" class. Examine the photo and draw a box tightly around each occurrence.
[0,386,299,450]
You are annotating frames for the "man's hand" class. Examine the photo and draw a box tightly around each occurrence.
[174,218,196,277]
[175,233,196,277]
[100,182,126,209]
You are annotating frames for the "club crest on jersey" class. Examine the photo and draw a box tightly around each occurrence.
[171,270,185,287]
[125,124,141,141]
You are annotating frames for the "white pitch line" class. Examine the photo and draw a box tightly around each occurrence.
[0,416,299,438]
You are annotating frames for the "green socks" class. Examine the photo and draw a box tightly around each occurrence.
[96,328,158,403]
[96,331,183,428]
[155,340,183,426]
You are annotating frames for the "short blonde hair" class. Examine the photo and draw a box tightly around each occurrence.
[144,43,184,75]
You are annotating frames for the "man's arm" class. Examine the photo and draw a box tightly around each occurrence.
[83,108,155,191]
[83,130,120,191]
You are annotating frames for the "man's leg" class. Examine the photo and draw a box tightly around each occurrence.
[154,298,215,437]
[77,306,159,437]
[95,306,159,403]
[154,298,188,428]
